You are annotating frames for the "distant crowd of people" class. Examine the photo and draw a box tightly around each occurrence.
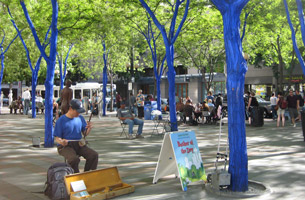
[269,89,303,128]
[243,89,304,128]
[174,91,223,125]
[2,87,45,115]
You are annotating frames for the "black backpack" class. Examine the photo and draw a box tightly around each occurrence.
[44,163,74,200]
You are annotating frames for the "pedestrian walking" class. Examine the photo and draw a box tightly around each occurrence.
[276,92,285,127]
[270,93,277,120]
[286,89,299,127]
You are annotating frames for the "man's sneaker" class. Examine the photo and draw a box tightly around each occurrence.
[293,123,296,128]
[128,135,133,140]
[136,134,144,139]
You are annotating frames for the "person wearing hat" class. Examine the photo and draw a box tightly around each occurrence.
[136,90,145,119]
[54,99,98,173]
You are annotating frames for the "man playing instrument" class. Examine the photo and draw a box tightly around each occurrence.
[54,99,98,173]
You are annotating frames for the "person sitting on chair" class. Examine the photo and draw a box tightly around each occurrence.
[54,99,98,173]
[117,103,144,140]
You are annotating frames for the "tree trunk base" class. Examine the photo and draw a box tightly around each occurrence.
[205,180,271,198]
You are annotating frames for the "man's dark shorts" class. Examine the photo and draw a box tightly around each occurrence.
[288,108,298,119]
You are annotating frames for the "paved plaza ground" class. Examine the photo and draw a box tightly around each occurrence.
[0,107,305,200]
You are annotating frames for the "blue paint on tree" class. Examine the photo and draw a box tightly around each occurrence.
[57,43,73,90]
[211,0,249,192]
[0,30,19,108]
[133,16,164,113]
[9,7,50,119]
[283,0,305,74]
[102,39,109,117]
[139,0,190,131]
[21,0,58,147]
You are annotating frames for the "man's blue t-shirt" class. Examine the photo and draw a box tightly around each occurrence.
[54,115,87,140]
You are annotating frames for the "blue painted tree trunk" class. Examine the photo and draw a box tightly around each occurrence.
[21,0,58,147]
[102,41,108,116]
[139,0,190,131]
[211,0,249,191]
[30,56,43,118]
[283,0,305,74]
[166,45,177,131]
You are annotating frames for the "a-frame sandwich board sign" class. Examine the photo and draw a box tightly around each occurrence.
[153,130,207,191]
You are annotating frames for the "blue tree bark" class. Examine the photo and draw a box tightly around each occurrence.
[283,0,305,74]
[211,0,249,191]
[102,40,109,116]
[0,30,19,109]
[139,0,190,131]
[21,0,58,147]
[57,44,73,90]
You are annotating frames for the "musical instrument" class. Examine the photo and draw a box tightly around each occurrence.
[79,111,94,146]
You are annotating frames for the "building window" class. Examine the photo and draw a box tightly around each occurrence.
[176,83,188,98]
[212,82,226,95]
[203,81,226,98]
[75,89,81,99]
[83,89,90,98]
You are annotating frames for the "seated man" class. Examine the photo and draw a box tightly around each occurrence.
[9,100,18,114]
[54,99,98,173]
[183,104,195,124]
[35,94,44,114]
[117,103,144,139]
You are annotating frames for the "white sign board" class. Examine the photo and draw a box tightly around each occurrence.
[153,131,206,191]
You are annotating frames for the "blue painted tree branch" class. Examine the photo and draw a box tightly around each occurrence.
[0,30,19,113]
[20,0,58,147]
[171,0,190,44]
[283,0,305,74]
[211,0,249,192]
[20,1,49,63]
[57,43,74,90]
[139,0,190,132]
[241,6,256,42]
[132,14,163,112]
[296,0,305,46]
[9,6,50,118]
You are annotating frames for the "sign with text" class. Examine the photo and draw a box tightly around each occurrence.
[153,131,206,191]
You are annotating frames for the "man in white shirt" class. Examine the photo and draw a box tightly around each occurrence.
[22,87,31,115]
[270,93,277,120]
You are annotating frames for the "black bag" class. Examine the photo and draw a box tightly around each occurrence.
[92,107,98,115]
[44,163,74,200]
[251,106,264,127]
[191,119,198,126]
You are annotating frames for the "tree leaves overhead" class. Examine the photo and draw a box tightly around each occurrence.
[0,0,303,85]
[242,0,301,69]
